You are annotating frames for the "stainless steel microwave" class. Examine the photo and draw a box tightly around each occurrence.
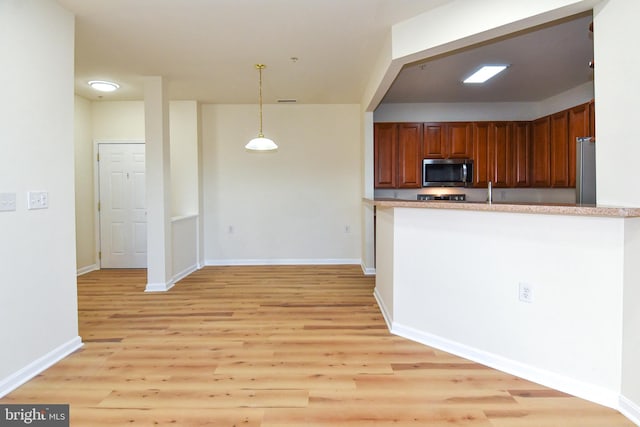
[422,159,473,187]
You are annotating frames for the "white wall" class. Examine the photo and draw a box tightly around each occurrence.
[169,101,199,217]
[377,207,627,408]
[74,95,95,273]
[76,100,200,273]
[374,82,594,122]
[91,101,145,140]
[593,0,640,207]
[0,0,81,394]
[202,104,362,264]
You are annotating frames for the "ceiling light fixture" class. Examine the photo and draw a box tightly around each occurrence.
[463,65,509,84]
[88,80,120,92]
[245,64,278,151]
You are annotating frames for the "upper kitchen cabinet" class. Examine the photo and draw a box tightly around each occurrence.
[374,123,397,188]
[550,110,570,187]
[423,122,473,159]
[512,122,531,187]
[472,122,519,188]
[374,122,422,189]
[531,116,551,187]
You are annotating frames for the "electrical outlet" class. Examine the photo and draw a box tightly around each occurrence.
[0,193,16,212]
[27,191,48,210]
[519,282,534,303]
[344,225,351,233]
[228,225,234,234]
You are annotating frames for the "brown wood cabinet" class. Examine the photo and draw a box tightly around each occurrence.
[374,101,593,190]
[423,122,472,159]
[472,123,491,187]
[512,122,531,187]
[472,122,518,188]
[397,123,422,188]
[422,123,446,159]
[374,123,397,188]
[531,117,551,187]
[492,122,512,187]
[589,99,595,137]
[374,123,422,188]
[550,111,569,187]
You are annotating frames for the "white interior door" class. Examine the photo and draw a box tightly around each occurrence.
[98,143,147,268]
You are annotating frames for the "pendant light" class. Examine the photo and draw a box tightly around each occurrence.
[246,64,278,151]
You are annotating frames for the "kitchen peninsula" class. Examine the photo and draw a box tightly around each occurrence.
[365,197,640,412]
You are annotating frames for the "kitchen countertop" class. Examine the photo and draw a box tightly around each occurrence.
[364,198,640,218]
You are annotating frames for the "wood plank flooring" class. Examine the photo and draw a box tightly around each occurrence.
[1,265,634,426]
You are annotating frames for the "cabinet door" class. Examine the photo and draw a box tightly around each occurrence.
[568,103,590,187]
[512,122,531,187]
[492,122,512,187]
[589,99,596,138]
[550,111,569,187]
[397,123,422,188]
[447,122,473,158]
[472,123,491,187]
[374,123,397,188]
[531,117,551,187]
[422,123,447,159]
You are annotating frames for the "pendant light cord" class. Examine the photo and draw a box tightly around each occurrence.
[257,64,265,137]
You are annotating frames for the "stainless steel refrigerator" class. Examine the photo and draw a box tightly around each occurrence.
[576,137,596,205]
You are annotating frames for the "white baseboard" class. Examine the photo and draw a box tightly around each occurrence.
[145,281,175,292]
[171,264,199,284]
[76,264,98,276]
[361,262,376,276]
[0,336,83,398]
[205,258,361,266]
[391,322,621,411]
[373,288,392,330]
[620,395,640,426]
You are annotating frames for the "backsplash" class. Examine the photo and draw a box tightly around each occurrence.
[374,187,576,204]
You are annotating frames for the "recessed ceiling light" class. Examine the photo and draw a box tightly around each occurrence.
[463,65,509,84]
[88,80,120,92]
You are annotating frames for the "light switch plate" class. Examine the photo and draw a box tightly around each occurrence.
[0,193,17,212]
[27,191,48,210]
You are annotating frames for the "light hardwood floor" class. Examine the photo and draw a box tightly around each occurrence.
[1,265,634,426]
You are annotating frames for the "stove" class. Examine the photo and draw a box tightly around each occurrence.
[417,194,466,201]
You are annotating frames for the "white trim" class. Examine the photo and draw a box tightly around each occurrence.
[76,264,98,276]
[391,322,621,410]
[361,262,376,276]
[619,395,640,426]
[171,264,199,285]
[171,213,199,222]
[0,336,83,398]
[145,281,175,292]
[373,288,392,330]
[205,258,361,266]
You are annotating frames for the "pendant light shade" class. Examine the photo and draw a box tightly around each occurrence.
[246,64,277,151]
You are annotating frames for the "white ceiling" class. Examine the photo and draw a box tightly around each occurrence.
[382,13,594,103]
[57,0,593,106]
